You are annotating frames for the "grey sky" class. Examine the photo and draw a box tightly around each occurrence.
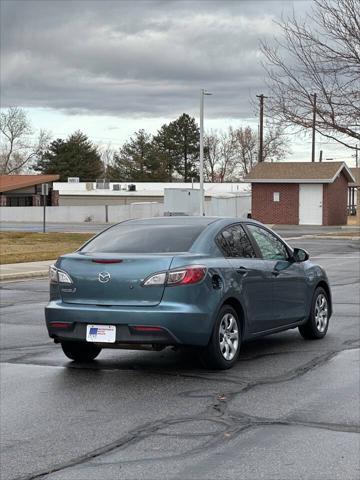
[4,0,350,165]
[1,0,311,119]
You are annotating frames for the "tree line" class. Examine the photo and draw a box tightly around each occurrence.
[1,0,357,179]
[0,110,289,182]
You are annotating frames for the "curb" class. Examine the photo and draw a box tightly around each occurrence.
[285,235,360,241]
[301,235,359,240]
[0,270,48,282]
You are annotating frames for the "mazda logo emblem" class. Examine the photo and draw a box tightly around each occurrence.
[98,272,111,283]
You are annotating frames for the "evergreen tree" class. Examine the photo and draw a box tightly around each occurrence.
[35,131,104,181]
[152,124,179,182]
[107,130,163,181]
[153,114,199,182]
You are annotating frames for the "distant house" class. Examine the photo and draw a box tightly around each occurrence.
[244,162,355,226]
[0,175,60,206]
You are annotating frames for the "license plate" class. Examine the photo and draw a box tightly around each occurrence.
[86,324,116,343]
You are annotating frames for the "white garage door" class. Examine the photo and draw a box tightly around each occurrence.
[299,184,323,225]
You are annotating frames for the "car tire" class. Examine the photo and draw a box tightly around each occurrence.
[61,341,102,362]
[200,305,241,370]
[299,287,330,340]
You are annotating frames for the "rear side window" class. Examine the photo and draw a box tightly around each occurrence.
[81,224,206,253]
[247,224,289,260]
[217,224,256,258]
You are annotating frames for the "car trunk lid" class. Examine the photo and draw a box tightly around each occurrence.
[57,253,173,306]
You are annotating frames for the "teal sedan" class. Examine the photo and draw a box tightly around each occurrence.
[45,217,332,369]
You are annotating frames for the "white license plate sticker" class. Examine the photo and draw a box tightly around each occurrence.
[86,324,116,343]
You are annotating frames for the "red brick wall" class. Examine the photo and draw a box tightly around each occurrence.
[251,183,299,224]
[323,171,348,225]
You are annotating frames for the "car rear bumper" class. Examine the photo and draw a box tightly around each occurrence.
[45,300,213,347]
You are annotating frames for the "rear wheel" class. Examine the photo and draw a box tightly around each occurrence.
[299,287,330,340]
[200,305,241,370]
[61,341,102,362]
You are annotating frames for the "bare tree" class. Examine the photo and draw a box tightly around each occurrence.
[205,125,290,181]
[100,143,115,180]
[0,107,50,174]
[233,127,257,177]
[204,131,221,182]
[233,125,290,177]
[261,0,360,149]
[263,125,290,163]
[204,128,237,182]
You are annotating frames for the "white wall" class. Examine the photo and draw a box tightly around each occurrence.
[164,189,201,215]
[0,196,250,224]
[0,203,164,224]
[129,202,164,220]
[206,195,251,218]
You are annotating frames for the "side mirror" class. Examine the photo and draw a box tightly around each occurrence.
[293,247,309,263]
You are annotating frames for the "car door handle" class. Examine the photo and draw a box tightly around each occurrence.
[236,267,249,275]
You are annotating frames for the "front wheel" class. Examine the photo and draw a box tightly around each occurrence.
[199,305,241,370]
[61,341,102,362]
[299,287,330,340]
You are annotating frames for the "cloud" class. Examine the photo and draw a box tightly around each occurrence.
[0,0,310,118]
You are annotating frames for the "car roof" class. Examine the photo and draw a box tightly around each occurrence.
[123,216,223,226]
[118,217,265,230]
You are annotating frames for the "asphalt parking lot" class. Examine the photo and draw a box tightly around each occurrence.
[1,238,359,480]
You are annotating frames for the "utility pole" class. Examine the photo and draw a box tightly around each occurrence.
[356,144,359,168]
[199,89,212,216]
[311,93,317,162]
[256,94,267,163]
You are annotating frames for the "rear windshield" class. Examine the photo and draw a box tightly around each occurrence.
[81,223,206,254]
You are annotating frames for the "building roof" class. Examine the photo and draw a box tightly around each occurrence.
[244,161,355,184]
[53,181,250,196]
[0,174,60,193]
[349,168,360,187]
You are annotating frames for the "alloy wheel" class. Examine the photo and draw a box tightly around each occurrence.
[219,313,239,361]
[314,293,328,333]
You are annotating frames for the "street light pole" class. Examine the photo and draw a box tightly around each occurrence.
[199,89,212,216]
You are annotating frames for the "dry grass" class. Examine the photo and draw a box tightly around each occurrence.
[0,232,94,264]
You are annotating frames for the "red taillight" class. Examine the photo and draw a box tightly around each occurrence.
[49,322,72,329]
[168,266,207,286]
[143,265,207,287]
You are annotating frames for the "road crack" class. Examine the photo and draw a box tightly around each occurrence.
[13,345,360,480]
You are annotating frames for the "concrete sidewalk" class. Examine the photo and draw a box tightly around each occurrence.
[0,260,54,281]
[272,224,359,240]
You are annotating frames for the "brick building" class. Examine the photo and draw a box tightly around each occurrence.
[0,175,60,206]
[244,162,355,226]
